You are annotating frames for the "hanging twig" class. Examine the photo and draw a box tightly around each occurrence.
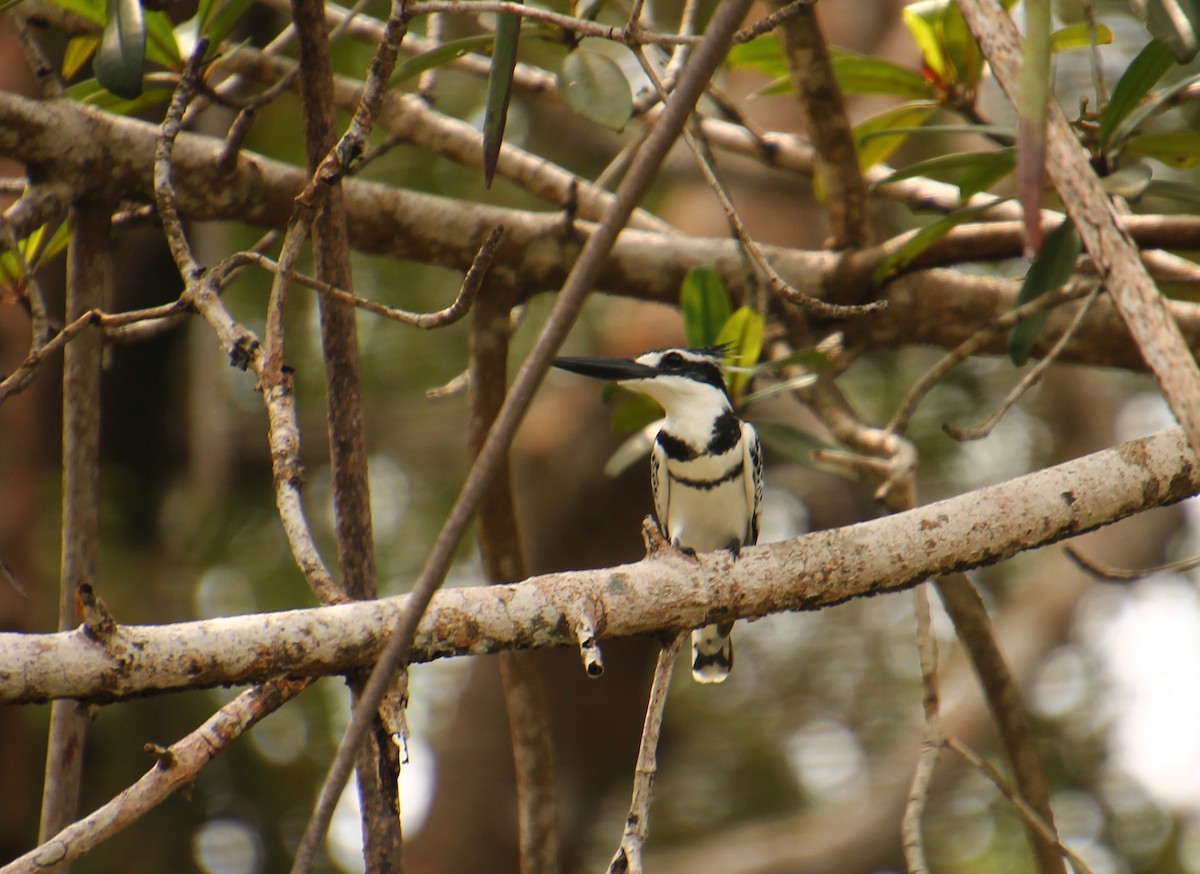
[945,283,1104,441]
[608,631,687,874]
[946,738,1093,874]
[1064,544,1200,583]
[886,282,1094,436]
[222,227,499,329]
[901,584,941,874]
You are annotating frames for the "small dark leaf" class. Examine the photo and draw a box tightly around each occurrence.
[144,9,180,68]
[1099,40,1174,150]
[680,267,731,347]
[482,4,522,187]
[1016,0,1051,256]
[95,0,146,98]
[1009,218,1081,365]
[874,201,1002,283]
[196,0,258,56]
[393,34,499,84]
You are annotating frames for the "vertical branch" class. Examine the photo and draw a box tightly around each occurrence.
[290,0,376,602]
[770,1,871,254]
[467,279,559,874]
[608,631,687,874]
[38,204,110,868]
[288,0,404,866]
[901,584,941,874]
[934,573,1066,874]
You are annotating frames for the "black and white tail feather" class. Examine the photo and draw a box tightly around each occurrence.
[553,346,764,684]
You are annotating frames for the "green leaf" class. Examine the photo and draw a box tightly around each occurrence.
[392,34,499,84]
[1107,69,1200,151]
[715,306,764,399]
[680,267,731,347]
[196,0,257,54]
[727,34,788,79]
[940,1,983,89]
[1122,130,1200,168]
[1144,178,1200,206]
[558,46,632,131]
[858,124,1016,144]
[1099,40,1174,149]
[144,10,180,68]
[873,200,1001,283]
[610,392,664,433]
[853,101,938,171]
[482,2,522,187]
[828,48,934,98]
[95,0,146,98]
[1050,21,1114,52]
[1017,0,1052,254]
[751,420,831,468]
[67,76,173,113]
[46,0,106,27]
[1009,218,1081,365]
[1140,0,1200,62]
[874,149,1014,189]
[63,35,100,79]
[958,153,1016,201]
[903,1,948,79]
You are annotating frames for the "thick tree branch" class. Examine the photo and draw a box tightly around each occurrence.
[2,426,1196,706]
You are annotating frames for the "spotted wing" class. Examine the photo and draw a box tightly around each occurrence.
[650,435,671,542]
[742,421,763,546]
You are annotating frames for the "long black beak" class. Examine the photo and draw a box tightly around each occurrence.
[552,356,657,382]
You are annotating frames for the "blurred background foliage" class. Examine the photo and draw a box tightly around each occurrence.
[3,0,1200,871]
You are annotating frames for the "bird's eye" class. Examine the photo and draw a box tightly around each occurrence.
[661,352,684,371]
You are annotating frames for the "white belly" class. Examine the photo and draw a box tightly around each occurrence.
[665,475,748,553]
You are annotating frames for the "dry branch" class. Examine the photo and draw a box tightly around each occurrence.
[2,425,1196,705]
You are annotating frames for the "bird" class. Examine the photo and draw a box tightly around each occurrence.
[552,346,763,683]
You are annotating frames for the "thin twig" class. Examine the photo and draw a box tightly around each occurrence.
[469,278,560,874]
[608,631,687,874]
[10,15,65,98]
[223,229,498,329]
[935,574,1066,874]
[945,284,1104,441]
[38,203,110,869]
[415,11,444,102]
[291,2,757,866]
[886,283,1094,436]
[633,48,882,320]
[1063,544,1200,582]
[901,584,941,874]
[4,679,311,874]
[946,738,1094,874]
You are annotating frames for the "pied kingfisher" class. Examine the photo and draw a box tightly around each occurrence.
[553,346,763,683]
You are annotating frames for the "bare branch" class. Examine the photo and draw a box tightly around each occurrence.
[3,425,1197,706]
[4,679,311,874]
[608,632,687,874]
